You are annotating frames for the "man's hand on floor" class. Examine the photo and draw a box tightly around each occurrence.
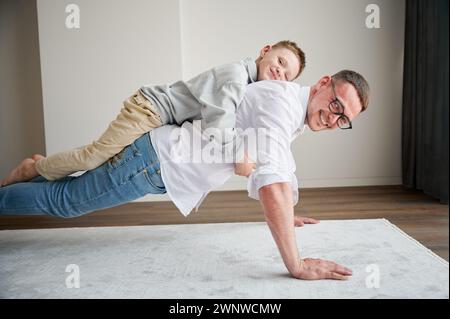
[294,215,320,227]
[293,258,353,280]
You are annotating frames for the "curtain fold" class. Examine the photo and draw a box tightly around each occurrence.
[402,0,449,204]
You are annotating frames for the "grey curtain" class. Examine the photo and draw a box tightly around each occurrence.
[402,0,449,204]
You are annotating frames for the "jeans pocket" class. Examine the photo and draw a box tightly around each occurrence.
[107,143,141,172]
[143,166,165,193]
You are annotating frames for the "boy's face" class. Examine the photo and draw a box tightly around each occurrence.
[256,45,301,82]
[306,76,362,131]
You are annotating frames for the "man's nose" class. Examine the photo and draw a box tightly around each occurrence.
[328,112,340,125]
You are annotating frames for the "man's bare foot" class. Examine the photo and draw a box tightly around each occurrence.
[1,158,39,187]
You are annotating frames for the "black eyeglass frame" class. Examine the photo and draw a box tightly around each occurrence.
[330,78,352,130]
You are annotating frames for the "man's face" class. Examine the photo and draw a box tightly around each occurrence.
[306,76,362,131]
[257,45,301,82]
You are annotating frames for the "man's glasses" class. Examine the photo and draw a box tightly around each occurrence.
[330,78,352,130]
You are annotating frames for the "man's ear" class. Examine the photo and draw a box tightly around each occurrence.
[310,76,331,97]
[317,75,331,88]
[310,75,331,96]
[259,45,272,58]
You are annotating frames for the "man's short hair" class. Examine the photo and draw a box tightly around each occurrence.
[332,70,370,112]
[273,40,306,79]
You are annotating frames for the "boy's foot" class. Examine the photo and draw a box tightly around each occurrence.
[1,158,39,187]
[31,154,46,162]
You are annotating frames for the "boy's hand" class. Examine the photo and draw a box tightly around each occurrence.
[294,215,320,227]
[234,162,256,177]
[234,152,256,177]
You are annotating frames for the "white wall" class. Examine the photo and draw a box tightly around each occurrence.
[36,0,183,154]
[180,0,405,189]
[36,0,405,202]
[0,0,46,180]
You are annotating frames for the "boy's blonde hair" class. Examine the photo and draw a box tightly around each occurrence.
[272,40,306,79]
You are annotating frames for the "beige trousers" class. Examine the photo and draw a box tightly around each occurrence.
[35,90,163,180]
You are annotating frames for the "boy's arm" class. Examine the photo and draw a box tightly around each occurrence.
[199,81,245,146]
[185,62,249,150]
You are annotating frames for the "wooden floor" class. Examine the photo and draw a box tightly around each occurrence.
[0,185,448,261]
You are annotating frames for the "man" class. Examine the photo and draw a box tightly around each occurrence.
[248,71,369,280]
[0,70,369,281]
[151,69,368,280]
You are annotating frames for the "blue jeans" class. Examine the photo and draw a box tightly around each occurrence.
[0,133,166,218]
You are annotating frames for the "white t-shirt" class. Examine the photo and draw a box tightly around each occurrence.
[150,80,309,216]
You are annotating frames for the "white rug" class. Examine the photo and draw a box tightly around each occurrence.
[0,219,448,299]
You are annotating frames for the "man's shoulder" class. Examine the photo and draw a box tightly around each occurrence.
[246,81,301,101]
[240,81,304,125]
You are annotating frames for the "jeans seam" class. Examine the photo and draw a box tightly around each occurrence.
[0,207,45,214]
[68,166,149,211]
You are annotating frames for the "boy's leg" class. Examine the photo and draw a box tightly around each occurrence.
[1,158,39,187]
[1,90,162,185]
[0,154,48,187]
[0,133,165,218]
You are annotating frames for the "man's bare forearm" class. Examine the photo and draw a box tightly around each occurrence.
[259,183,301,277]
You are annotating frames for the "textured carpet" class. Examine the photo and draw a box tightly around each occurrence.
[0,219,448,299]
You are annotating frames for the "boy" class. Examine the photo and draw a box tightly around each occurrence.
[1,40,305,186]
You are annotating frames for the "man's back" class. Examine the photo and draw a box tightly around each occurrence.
[150,80,309,216]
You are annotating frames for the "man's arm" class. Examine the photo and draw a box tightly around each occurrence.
[259,182,353,280]
[259,183,302,277]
